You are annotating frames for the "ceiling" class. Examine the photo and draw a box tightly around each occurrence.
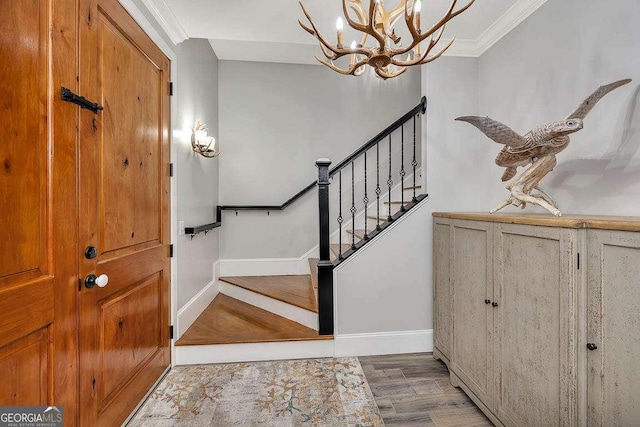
[142,0,547,64]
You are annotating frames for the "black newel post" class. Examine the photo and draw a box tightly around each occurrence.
[316,158,334,335]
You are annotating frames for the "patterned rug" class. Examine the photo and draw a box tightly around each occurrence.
[128,357,384,426]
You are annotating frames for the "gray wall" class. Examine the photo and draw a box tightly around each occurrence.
[419,57,482,333]
[174,39,220,309]
[420,0,640,333]
[218,61,422,259]
[476,0,640,215]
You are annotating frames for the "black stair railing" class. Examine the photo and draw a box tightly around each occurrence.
[215,97,428,335]
[315,97,428,335]
[215,96,427,223]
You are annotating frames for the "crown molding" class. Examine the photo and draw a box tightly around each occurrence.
[139,0,188,45]
[472,0,548,57]
[442,0,548,58]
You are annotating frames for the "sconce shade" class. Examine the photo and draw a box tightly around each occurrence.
[191,120,219,158]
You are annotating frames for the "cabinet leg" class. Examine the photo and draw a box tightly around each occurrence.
[449,371,462,388]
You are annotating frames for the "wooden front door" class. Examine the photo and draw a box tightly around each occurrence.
[0,0,79,418]
[77,0,171,424]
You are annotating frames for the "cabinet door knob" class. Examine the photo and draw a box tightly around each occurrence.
[492,302,499,307]
[485,299,491,304]
[587,343,598,351]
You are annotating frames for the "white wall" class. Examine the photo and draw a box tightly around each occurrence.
[174,39,220,309]
[218,61,422,259]
[334,199,431,335]
[476,0,640,215]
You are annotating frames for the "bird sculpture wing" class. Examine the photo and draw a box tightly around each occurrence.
[455,116,527,148]
[566,79,632,120]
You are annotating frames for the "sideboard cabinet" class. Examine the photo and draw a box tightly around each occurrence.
[433,213,640,427]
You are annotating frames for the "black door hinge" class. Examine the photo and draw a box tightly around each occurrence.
[170,325,174,340]
[577,253,580,270]
[169,82,174,96]
[61,86,103,114]
[169,244,174,258]
[169,163,174,177]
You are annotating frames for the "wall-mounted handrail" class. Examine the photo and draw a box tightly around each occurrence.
[215,96,427,222]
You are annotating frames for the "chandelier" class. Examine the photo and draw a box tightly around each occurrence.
[298,0,475,79]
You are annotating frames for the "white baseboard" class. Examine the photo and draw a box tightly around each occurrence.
[176,261,220,339]
[334,329,433,357]
[220,281,318,330]
[175,339,335,365]
[219,257,310,276]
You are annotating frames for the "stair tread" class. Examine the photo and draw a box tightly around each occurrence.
[221,275,317,313]
[384,201,408,205]
[403,185,422,190]
[346,229,373,239]
[176,294,330,346]
[330,244,351,256]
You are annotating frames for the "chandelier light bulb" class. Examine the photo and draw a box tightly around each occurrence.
[414,0,421,13]
[350,40,357,50]
[336,17,344,30]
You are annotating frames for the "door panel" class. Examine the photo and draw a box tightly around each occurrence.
[0,0,78,419]
[100,273,161,401]
[451,220,494,407]
[587,230,640,426]
[0,329,50,406]
[100,16,161,253]
[78,0,171,425]
[494,224,577,427]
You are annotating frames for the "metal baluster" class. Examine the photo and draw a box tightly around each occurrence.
[337,170,343,260]
[350,161,356,250]
[412,114,418,202]
[400,123,406,211]
[363,151,369,240]
[375,143,381,230]
[387,134,393,221]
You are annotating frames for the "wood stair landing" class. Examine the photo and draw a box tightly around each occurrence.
[176,294,330,346]
[220,275,317,313]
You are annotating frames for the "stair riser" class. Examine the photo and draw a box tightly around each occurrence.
[175,340,334,365]
[220,282,318,330]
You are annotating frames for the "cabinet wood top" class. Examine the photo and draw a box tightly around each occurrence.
[432,212,640,232]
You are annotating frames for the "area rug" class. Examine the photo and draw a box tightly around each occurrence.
[128,357,384,426]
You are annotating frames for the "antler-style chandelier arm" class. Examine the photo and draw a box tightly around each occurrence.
[316,56,370,76]
[391,25,452,66]
[342,0,386,50]
[395,0,475,56]
[345,1,371,46]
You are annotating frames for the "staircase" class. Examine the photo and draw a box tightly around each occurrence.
[175,98,428,364]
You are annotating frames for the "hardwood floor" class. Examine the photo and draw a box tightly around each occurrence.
[220,275,317,312]
[175,294,330,346]
[360,353,493,427]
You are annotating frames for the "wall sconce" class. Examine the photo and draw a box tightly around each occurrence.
[191,120,219,158]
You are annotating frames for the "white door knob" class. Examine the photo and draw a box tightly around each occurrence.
[95,274,109,288]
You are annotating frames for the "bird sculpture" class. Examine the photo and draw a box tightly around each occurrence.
[456,79,632,216]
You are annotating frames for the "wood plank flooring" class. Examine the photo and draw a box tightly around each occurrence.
[220,275,317,312]
[360,353,493,426]
[175,294,330,346]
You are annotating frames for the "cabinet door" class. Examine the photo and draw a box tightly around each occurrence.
[451,220,494,407]
[494,224,577,427]
[433,218,452,362]
[587,229,640,426]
